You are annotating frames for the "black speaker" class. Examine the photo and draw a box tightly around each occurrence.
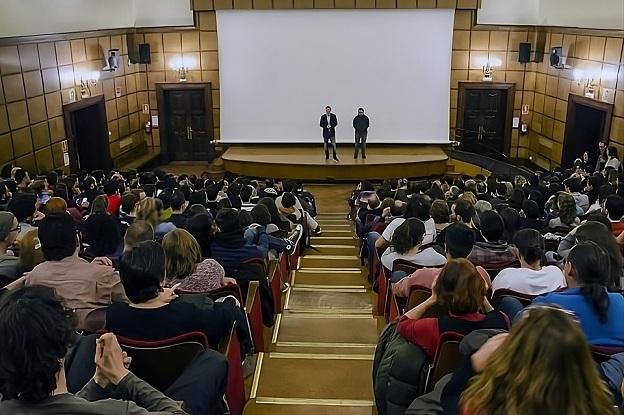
[138,43,151,64]
[550,46,563,69]
[518,43,531,63]
[126,32,140,64]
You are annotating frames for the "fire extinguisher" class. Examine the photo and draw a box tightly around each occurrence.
[145,121,152,134]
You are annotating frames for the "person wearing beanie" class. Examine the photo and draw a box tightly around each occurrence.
[0,212,21,282]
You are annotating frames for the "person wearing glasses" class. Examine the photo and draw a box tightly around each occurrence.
[0,212,21,282]
[319,105,339,162]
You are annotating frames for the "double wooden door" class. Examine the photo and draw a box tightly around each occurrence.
[157,83,214,162]
[457,82,515,160]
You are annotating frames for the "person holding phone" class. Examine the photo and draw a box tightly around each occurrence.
[320,105,339,162]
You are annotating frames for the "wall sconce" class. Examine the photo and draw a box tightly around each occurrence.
[177,66,188,82]
[482,63,494,82]
[80,71,100,98]
[573,69,597,99]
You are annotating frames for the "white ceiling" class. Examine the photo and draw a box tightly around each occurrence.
[479,0,624,30]
[0,0,194,38]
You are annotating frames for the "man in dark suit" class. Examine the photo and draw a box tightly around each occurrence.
[320,105,339,161]
[352,107,369,159]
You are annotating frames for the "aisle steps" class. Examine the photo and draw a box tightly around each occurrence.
[244,210,376,415]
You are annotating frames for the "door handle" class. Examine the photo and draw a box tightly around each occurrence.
[186,126,192,141]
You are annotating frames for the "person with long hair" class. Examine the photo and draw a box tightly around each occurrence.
[558,220,623,291]
[534,241,624,346]
[397,259,508,359]
[548,192,580,229]
[492,228,565,295]
[441,307,618,415]
[162,229,235,292]
[381,218,446,278]
[135,197,176,239]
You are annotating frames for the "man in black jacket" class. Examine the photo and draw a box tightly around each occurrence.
[353,108,370,159]
[320,105,339,162]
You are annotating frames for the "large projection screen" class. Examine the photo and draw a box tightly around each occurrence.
[217,9,454,144]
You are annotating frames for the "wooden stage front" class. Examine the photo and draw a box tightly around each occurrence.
[221,145,448,180]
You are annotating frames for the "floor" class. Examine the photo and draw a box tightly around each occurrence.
[243,184,380,415]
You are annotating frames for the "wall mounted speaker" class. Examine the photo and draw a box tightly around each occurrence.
[518,43,531,63]
[550,46,564,69]
[138,43,151,64]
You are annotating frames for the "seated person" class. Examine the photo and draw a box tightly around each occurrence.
[393,223,491,297]
[211,208,269,263]
[381,218,446,281]
[276,192,321,234]
[135,197,176,240]
[25,213,126,328]
[187,213,217,258]
[246,204,301,257]
[434,198,477,248]
[533,241,624,347]
[375,196,436,250]
[169,190,189,228]
[467,210,519,269]
[163,229,236,292]
[397,259,509,359]
[123,220,154,251]
[0,211,21,281]
[604,194,624,236]
[106,241,252,355]
[83,213,124,259]
[520,199,547,230]
[547,192,580,229]
[442,307,618,415]
[492,228,566,295]
[0,286,194,415]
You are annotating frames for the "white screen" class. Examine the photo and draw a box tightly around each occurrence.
[217,9,454,144]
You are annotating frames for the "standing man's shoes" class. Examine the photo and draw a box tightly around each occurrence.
[333,156,339,162]
[362,155,366,159]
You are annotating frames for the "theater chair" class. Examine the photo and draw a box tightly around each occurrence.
[591,345,624,363]
[175,282,266,353]
[81,307,108,334]
[116,331,209,392]
[491,288,536,308]
[220,323,245,415]
[420,331,464,394]
[382,260,427,321]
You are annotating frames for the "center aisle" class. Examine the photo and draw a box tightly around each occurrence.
[244,185,379,415]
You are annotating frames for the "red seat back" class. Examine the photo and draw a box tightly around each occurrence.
[422,331,463,393]
[491,288,536,307]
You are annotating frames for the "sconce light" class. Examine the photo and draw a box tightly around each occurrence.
[80,71,100,98]
[482,63,494,82]
[178,66,188,82]
[573,69,597,99]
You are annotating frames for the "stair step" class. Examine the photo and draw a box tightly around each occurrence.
[318,223,354,229]
[244,400,374,415]
[252,353,374,401]
[317,230,354,237]
[309,244,359,256]
[294,269,365,288]
[273,342,377,355]
[311,236,357,246]
[286,288,373,312]
[275,313,379,346]
[300,255,361,269]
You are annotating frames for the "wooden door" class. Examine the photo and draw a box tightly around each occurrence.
[157,83,214,163]
[457,82,515,161]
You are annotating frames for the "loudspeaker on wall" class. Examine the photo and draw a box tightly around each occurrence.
[518,43,531,63]
[138,44,151,64]
[550,46,564,69]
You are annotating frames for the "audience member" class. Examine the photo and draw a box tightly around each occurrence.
[468,210,519,268]
[25,213,126,327]
[534,241,624,346]
[397,259,509,359]
[0,211,20,280]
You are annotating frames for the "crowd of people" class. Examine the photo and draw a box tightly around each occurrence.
[357,146,624,414]
[0,165,317,414]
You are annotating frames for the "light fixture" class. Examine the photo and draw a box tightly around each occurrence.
[178,66,188,82]
[80,71,100,98]
[482,63,494,82]
[573,69,597,99]
[170,55,197,83]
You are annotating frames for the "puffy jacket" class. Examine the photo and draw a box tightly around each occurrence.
[373,321,428,415]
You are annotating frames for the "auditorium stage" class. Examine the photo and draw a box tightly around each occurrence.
[221,145,449,180]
